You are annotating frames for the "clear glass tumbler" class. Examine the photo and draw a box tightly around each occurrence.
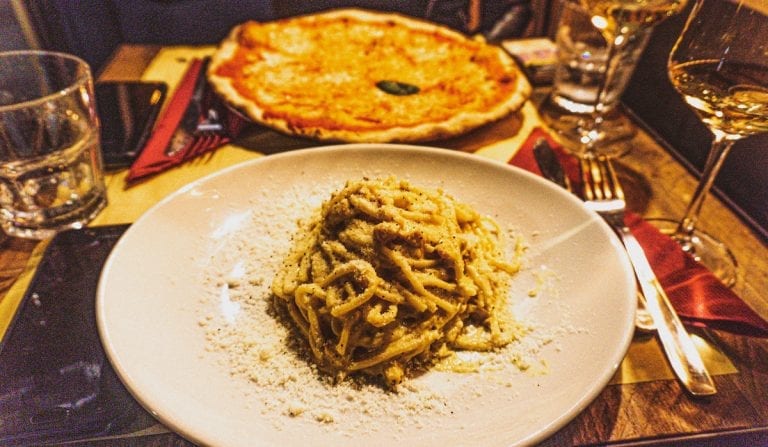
[541,0,686,158]
[0,51,107,239]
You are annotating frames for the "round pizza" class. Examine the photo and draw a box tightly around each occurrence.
[208,8,531,143]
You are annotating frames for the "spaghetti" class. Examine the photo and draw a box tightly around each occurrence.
[271,177,525,387]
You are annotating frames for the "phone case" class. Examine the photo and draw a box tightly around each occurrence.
[0,225,157,446]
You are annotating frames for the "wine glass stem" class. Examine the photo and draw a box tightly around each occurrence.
[674,132,736,246]
[596,38,621,116]
[584,33,626,151]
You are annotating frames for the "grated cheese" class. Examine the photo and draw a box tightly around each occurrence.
[197,180,564,437]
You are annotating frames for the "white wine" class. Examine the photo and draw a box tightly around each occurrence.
[669,59,768,136]
[577,0,687,36]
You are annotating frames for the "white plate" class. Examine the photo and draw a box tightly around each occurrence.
[97,144,635,447]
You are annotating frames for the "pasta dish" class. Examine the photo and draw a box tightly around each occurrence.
[271,177,525,387]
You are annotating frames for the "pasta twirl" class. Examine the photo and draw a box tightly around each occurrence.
[272,177,525,387]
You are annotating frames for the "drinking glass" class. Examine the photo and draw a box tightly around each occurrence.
[657,0,767,285]
[540,1,654,157]
[0,51,107,239]
[559,0,689,158]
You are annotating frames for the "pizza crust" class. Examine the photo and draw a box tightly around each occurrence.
[208,8,531,143]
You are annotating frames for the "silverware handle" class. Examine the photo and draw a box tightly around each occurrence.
[617,225,717,396]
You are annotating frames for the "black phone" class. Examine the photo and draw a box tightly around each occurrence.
[95,81,167,170]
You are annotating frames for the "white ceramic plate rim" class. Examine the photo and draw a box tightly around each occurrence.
[97,143,636,447]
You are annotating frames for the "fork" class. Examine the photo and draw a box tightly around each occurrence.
[580,155,717,396]
[178,108,228,161]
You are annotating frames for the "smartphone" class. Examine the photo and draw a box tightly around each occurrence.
[95,81,167,170]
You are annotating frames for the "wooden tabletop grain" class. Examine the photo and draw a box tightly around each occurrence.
[0,44,766,447]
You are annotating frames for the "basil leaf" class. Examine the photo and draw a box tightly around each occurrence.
[376,80,420,96]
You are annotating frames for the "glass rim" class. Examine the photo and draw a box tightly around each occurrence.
[0,50,93,113]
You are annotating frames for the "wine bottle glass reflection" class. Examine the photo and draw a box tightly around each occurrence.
[570,0,688,157]
[659,0,768,285]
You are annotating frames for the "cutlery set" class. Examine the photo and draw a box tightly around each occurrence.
[164,59,229,160]
[533,138,717,396]
[125,57,238,183]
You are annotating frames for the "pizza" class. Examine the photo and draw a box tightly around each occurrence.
[208,8,531,143]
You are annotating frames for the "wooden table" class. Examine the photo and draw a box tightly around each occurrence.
[1,44,766,447]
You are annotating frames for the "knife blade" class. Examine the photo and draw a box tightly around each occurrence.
[164,58,210,157]
[532,138,571,191]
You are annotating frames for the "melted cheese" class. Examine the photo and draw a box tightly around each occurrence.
[212,10,526,139]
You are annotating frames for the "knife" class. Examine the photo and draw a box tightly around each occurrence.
[532,138,571,191]
[164,58,210,157]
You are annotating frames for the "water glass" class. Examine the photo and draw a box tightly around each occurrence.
[549,1,653,113]
[540,1,653,154]
[0,51,107,239]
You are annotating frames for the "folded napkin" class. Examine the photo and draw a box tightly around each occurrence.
[510,127,768,338]
[126,58,243,184]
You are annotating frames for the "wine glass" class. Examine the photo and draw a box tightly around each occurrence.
[563,0,689,157]
[658,0,768,285]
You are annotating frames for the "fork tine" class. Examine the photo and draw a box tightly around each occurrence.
[190,134,214,159]
[198,133,222,160]
[601,156,625,202]
[579,156,598,201]
[595,156,611,200]
[188,135,211,161]
[200,134,224,162]
[176,129,227,166]
[204,134,223,155]
[581,155,625,202]
[188,134,209,158]
[579,157,591,200]
[200,133,218,155]
[199,133,227,160]
[184,136,205,160]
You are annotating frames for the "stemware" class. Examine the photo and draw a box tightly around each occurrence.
[560,0,689,157]
[657,0,768,286]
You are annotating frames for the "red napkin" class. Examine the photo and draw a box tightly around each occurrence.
[510,127,768,337]
[126,59,243,184]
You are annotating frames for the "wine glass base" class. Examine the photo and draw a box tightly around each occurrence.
[538,95,635,159]
[648,218,739,287]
